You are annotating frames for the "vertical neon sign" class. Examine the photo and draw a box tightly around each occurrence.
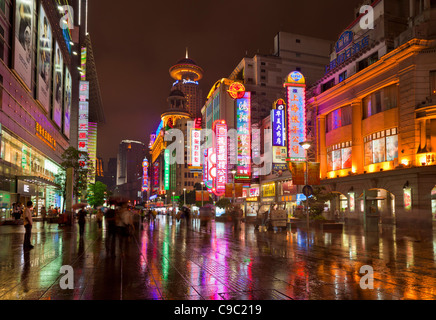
[190,129,201,167]
[164,149,170,191]
[285,71,306,161]
[142,158,149,192]
[272,99,286,147]
[213,120,227,196]
[236,92,251,179]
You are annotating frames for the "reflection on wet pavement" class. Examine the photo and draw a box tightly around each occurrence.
[1,215,436,300]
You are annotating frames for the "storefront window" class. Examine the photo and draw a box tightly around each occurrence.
[327,141,352,172]
[364,128,398,165]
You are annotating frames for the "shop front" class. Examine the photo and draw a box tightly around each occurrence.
[260,181,276,215]
[0,128,64,216]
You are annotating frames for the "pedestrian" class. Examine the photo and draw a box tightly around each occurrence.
[96,208,104,229]
[23,201,34,249]
[77,208,86,236]
[184,206,191,227]
[41,206,47,226]
[105,203,117,256]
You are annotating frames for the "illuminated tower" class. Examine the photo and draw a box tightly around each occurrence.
[169,49,204,118]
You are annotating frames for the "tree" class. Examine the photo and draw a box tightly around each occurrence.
[87,181,108,207]
[56,147,91,204]
[215,198,231,210]
[307,186,335,218]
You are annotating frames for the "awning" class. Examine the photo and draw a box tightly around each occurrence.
[17,176,60,189]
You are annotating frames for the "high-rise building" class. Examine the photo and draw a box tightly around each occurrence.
[0,0,103,213]
[115,140,146,202]
[169,50,204,118]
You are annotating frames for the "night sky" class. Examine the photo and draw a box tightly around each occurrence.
[88,0,363,163]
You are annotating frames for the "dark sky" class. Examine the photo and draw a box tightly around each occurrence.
[88,0,363,163]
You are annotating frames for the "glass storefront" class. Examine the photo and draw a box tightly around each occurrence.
[0,129,64,215]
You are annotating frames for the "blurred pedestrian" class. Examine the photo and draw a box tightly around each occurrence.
[96,208,104,229]
[23,201,34,249]
[41,206,47,226]
[105,204,117,256]
[77,208,86,236]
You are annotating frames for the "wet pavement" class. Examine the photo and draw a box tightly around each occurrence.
[1,215,436,300]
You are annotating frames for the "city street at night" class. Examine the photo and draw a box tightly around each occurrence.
[1,216,436,301]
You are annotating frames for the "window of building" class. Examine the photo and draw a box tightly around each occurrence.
[326,105,352,132]
[296,53,301,57]
[432,0,436,8]
[321,78,335,93]
[357,52,379,72]
[261,62,266,66]
[430,71,436,95]
[261,76,266,80]
[296,39,301,43]
[364,128,398,165]
[327,141,352,171]
[296,67,301,72]
[362,84,398,119]
[339,70,347,83]
[261,69,265,73]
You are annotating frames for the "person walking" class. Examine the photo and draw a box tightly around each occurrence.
[23,201,34,250]
[96,208,104,229]
[77,208,86,236]
[41,206,47,226]
[105,204,117,256]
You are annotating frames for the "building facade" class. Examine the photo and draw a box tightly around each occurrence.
[307,0,436,229]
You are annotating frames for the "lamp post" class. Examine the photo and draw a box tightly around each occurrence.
[183,188,186,206]
[231,169,237,204]
[172,191,175,211]
[200,182,204,207]
[299,141,312,230]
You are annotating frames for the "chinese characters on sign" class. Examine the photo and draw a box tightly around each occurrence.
[236,92,251,179]
[272,99,286,147]
[142,158,149,192]
[190,129,201,167]
[164,149,170,191]
[285,72,306,161]
[35,122,56,150]
[78,81,89,168]
[214,121,227,196]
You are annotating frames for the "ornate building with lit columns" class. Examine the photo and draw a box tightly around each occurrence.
[307,0,436,229]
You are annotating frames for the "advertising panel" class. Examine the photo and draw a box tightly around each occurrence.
[36,4,53,112]
[307,162,320,185]
[386,135,398,161]
[341,147,352,169]
[236,92,251,179]
[164,149,170,191]
[372,138,386,163]
[13,0,34,89]
[285,72,306,161]
[214,121,227,196]
[262,182,275,198]
[271,108,285,147]
[52,41,63,128]
[63,68,72,138]
[290,161,305,185]
[190,129,201,167]
[142,158,149,192]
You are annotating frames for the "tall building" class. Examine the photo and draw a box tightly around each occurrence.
[169,50,204,118]
[307,0,436,229]
[115,140,146,202]
[0,0,97,213]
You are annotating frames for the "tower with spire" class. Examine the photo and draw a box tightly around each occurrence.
[169,49,204,118]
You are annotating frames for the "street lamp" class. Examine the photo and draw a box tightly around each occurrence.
[231,169,237,204]
[172,191,175,210]
[183,188,186,206]
[299,140,312,230]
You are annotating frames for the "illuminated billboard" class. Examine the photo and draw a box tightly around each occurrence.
[164,149,170,191]
[213,120,227,196]
[63,68,72,138]
[236,92,251,179]
[272,99,286,147]
[142,158,149,192]
[52,41,63,128]
[190,129,201,167]
[13,0,34,90]
[36,4,53,112]
[78,81,89,168]
[285,71,306,161]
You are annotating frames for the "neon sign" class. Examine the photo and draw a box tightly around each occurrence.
[236,92,251,179]
[272,99,286,147]
[190,129,201,167]
[142,158,149,192]
[173,79,199,86]
[164,149,170,191]
[285,72,306,161]
[227,82,245,99]
[213,120,227,196]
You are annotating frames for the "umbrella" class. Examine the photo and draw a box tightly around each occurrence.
[72,203,87,210]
